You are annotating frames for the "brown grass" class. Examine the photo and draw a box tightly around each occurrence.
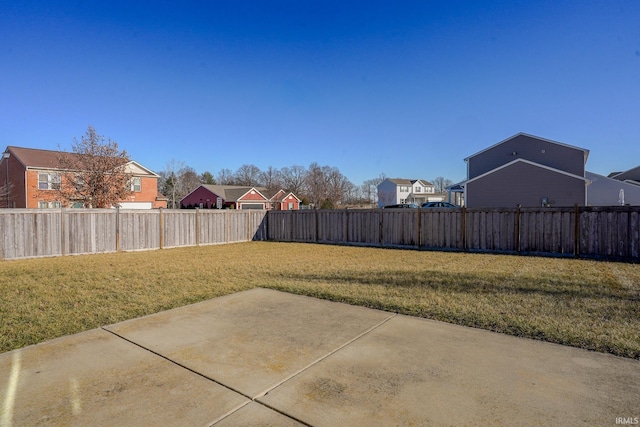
[1,242,638,358]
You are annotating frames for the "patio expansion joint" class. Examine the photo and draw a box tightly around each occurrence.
[254,312,398,400]
[101,311,397,427]
[100,326,252,400]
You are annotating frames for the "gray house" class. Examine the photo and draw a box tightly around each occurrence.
[587,168,640,206]
[462,133,590,208]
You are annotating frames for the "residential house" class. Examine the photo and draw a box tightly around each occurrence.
[0,146,167,209]
[377,178,445,207]
[586,171,640,206]
[461,133,590,208]
[607,165,640,186]
[180,185,300,210]
[268,189,301,210]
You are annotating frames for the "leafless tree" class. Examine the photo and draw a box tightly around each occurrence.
[433,176,454,193]
[216,168,236,185]
[361,173,387,204]
[0,182,13,208]
[280,165,307,195]
[56,126,132,208]
[234,164,262,186]
[177,166,201,198]
[260,166,282,193]
[160,160,203,208]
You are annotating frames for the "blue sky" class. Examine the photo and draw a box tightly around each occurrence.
[1,1,639,186]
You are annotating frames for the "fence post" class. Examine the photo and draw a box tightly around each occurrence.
[246,210,251,241]
[159,208,164,249]
[344,208,349,243]
[61,207,66,256]
[226,209,230,243]
[417,207,422,248]
[289,210,294,241]
[115,207,120,252]
[379,209,384,246]
[574,204,580,257]
[195,208,200,246]
[315,209,319,242]
[461,206,467,251]
[515,205,521,253]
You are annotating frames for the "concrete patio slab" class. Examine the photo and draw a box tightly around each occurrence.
[0,329,248,427]
[1,288,638,426]
[104,288,394,398]
[213,402,305,426]
[259,314,640,426]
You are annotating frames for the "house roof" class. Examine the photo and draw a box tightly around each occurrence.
[608,165,640,183]
[463,133,590,164]
[463,158,590,185]
[4,146,158,177]
[199,185,269,202]
[384,178,433,186]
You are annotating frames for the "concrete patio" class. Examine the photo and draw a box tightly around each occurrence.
[1,288,638,426]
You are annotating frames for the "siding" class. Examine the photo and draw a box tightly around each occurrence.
[467,134,586,179]
[466,161,586,208]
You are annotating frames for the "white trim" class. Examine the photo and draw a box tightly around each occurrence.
[464,158,590,185]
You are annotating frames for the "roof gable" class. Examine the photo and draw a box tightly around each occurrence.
[464,133,590,163]
[465,158,589,185]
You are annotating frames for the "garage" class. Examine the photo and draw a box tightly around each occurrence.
[240,203,265,210]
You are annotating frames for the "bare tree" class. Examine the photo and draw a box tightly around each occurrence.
[234,164,262,186]
[305,163,326,207]
[56,126,132,208]
[433,176,454,193]
[216,168,236,185]
[0,181,13,208]
[177,166,201,198]
[361,173,387,204]
[324,165,352,207]
[280,165,307,195]
[162,159,185,209]
[260,166,282,193]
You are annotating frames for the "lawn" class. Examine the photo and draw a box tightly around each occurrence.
[1,242,639,358]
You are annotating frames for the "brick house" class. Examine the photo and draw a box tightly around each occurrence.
[180,185,300,210]
[0,146,167,209]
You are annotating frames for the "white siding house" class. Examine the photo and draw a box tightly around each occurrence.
[377,178,443,207]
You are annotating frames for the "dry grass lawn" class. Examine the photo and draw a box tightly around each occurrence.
[1,242,638,358]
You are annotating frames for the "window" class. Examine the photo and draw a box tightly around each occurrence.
[38,201,61,209]
[288,202,294,210]
[415,186,422,193]
[131,177,142,192]
[38,172,61,190]
[399,186,409,192]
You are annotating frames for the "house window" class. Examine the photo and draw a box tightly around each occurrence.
[288,202,294,210]
[400,186,409,192]
[131,177,141,192]
[38,172,61,190]
[415,186,422,193]
[38,201,61,209]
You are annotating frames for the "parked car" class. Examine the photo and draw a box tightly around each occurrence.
[421,202,457,208]
[383,203,419,209]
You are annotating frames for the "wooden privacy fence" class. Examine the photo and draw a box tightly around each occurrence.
[0,209,267,260]
[267,206,640,261]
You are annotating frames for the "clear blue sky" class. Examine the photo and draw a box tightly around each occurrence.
[1,1,639,185]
